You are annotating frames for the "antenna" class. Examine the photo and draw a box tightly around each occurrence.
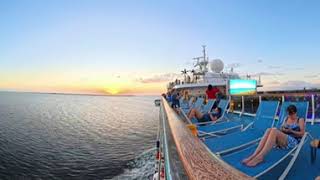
[193,45,209,74]
[202,45,206,61]
[193,57,201,67]
[259,75,261,85]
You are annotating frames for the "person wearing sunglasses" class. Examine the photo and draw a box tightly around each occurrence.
[242,104,305,167]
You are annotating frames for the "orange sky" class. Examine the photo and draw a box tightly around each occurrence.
[0,70,169,95]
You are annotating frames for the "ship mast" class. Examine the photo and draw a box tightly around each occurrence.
[202,45,206,64]
[193,45,209,75]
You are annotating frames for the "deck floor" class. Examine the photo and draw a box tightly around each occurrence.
[202,112,320,180]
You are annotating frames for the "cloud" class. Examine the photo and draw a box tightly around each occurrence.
[254,72,273,76]
[251,72,284,77]
[268,65,281,69]
[283,67,304,71]
[268,80,280,85]
[137,73,180,83]
[226,63,241,68]
[280,80,320,89]
[292,67,304,70]
[304,74,318,78]
[257,59,263,63]
[281,80,311,86]
[263,80,320,91]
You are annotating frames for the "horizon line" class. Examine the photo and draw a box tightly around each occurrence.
[0,90,161,97]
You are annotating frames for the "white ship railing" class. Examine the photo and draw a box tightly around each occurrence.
[227,94,317,124]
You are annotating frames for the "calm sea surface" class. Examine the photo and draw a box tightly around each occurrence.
[0,92,158,179]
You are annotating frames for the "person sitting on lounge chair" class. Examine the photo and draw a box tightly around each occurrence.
[181,90,190,105]
[188,107,222,123]
[242,105,305,167]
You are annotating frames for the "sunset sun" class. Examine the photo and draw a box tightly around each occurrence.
[104,86,121,95]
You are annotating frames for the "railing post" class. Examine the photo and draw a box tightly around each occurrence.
[240,96,244,116]
[227,95,231,113]
[312,94,315,125]
[259,95,261,104]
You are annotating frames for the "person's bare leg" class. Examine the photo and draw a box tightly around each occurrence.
[194,109,203,119]
[174,107,180,114]
[188,109,203,119]
[242,128,272,164]
[246,129,287,167]
[188,109,196,119]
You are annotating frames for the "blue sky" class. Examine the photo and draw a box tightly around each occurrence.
[1,0,320,94]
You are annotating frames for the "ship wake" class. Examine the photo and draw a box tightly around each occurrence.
[111,147,156,180]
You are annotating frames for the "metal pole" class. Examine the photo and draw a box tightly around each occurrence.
[227,95,231,113]
[259,95,261,104]
[160,100,172,180]
[241,96,244,116]
[312,94,315,125]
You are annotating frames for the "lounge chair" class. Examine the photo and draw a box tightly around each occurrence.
[276,101,310,128]
[191,99,230,124]
[180,97,204,123]
[221,101,309,179]
[180,97,203,114]
[200,99,216,113]
[202,101,279,152]
[192,97,204,110]
[179,97,192,109]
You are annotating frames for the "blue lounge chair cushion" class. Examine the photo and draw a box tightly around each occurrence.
[181,108,190,114]
[198,120,242,134]
[222,144,292,177]
[193,98,204,109]
[218,99,229,110]
[200,99,215,113]
[191,117,198,124]
[204,128,264,153]
[180,102,189,109]
[276,101,309,128]
[198,101,278,135]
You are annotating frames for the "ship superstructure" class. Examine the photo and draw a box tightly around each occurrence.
[167,46,261,96]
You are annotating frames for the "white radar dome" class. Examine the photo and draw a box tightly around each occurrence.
[210,59,224,73]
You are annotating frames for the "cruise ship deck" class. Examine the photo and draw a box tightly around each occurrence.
[204,113,320,180]
[158,97,320,180]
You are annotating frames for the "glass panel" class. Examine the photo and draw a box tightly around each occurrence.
[260,95,282,116]
[231,94,316,119]
[243,96,259,114]
[231,96,242,112]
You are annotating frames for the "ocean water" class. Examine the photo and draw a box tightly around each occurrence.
[0,92,159,179]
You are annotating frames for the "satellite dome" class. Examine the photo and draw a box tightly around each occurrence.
[210,59,224,73]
